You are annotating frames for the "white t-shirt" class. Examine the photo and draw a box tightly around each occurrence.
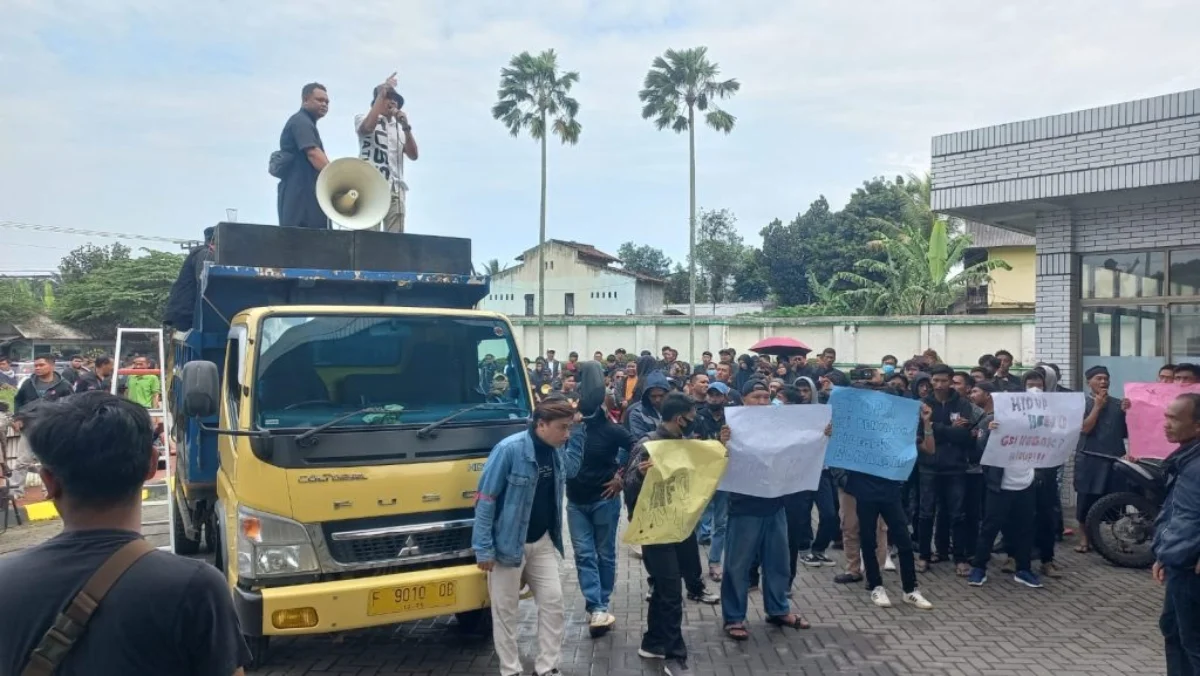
[354,114,407,197]
[1001,465,1035,491]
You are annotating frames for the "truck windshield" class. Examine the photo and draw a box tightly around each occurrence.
[254,314,530,430]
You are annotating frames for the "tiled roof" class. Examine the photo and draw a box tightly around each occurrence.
[965,221,1035,248]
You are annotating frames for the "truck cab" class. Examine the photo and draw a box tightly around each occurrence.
[170,223,528,665]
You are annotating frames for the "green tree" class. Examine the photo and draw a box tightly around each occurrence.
[492,49,582,355]
[695,208,744,308]
[0,279,41,324]
[664,263,693,305]
[616,242,672,280]
[830,205,1009,315]
[481,258,507,276]
[57,243,131,284]
[639,46,739,360]
[732,247,769,302]
[55,249,185,339]
[760,197,873,306]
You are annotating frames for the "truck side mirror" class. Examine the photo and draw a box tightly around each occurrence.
[180,360,220,418]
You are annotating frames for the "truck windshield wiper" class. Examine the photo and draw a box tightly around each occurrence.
[417,402,525,440]
[295,407,384,447]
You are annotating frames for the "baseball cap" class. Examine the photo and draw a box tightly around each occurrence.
[741,379,768,396]
[706,382,730,395]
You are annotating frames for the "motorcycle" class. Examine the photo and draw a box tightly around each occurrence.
[1082,450,1167,569]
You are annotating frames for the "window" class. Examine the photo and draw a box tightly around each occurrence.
[224,335,242,428]
[1080,247,1200,395]
[524,294,535,316]
[564,293,575,316]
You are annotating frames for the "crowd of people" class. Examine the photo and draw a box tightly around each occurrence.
[1,353,161,500]
[473,344,1200,676]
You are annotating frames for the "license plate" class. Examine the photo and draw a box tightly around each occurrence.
[367,581,457,616]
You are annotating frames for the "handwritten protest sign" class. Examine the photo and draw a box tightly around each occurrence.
[625,440,728,546]
[825,387,920,481]
[981,392,1085,469]
[1124,383,1200,459]
[717,405,830,498]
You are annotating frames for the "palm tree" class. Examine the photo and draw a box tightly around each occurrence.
[492,49,582,354]
[483,258,506,276]
[638,46,739,363]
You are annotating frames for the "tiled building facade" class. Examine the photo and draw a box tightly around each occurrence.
[932,89,1200,394]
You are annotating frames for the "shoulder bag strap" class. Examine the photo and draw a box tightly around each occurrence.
[21,538,157,676]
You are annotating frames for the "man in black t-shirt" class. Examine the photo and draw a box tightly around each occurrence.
[277,82,331,229]
[0,392,250,675]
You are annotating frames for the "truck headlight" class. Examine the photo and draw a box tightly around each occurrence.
[237,506,319,580]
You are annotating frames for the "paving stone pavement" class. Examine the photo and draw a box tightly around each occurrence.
[256,522,1166,676]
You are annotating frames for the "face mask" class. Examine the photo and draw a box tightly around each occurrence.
[1027,386,1042,392]
[707,369,717,379]
[882,364,895,376]
[771,398,784,406]
[679,418,695,436]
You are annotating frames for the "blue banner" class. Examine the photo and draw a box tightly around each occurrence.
[825,387,920,481]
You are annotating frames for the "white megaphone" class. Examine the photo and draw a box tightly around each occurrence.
[316,158,392,230]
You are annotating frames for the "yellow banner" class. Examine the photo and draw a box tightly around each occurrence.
[624,439,728,546]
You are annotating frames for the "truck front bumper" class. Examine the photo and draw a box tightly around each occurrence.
[236,563,489,636]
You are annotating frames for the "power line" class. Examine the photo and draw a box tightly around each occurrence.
[0,220,191,245]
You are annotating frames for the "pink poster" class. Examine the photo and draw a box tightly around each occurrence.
[1124,383,1200,459]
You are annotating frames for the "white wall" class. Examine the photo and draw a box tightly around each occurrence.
[479,241,647,316]
[505,315,1035,368]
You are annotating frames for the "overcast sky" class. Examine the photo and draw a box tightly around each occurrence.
[2,0,1198,274]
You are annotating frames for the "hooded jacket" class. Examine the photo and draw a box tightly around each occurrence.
[14,373,73,411]
[1153,439,1200,569]
[568,362,637,505]
[919,384,976,474]
[795,376,820,404]
[628,370,670,440]
[623,424,682,515]
[908,372,931,400]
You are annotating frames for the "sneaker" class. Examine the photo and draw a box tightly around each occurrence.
[1040,562,1063,578]
[629,544,643,559]
[884,555,896,572]
[665,658,694,676]
[870,586,892,608]
[588,611,616,633]
[812,552,837,567]
[638,647,666,660]
[1014,570,1044,588]
[903,590,933,610]
[1000,557,1017,574]
[799,553,824,568]
[967,567,987,587]
[834,573,863,584]
[687,589,719,605]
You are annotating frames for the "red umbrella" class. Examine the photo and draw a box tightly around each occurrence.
[749,337,812,356]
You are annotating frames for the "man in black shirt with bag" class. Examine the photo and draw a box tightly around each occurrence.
[0,392,250,675]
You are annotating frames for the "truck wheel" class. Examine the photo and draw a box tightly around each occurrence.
[245,635,270,669]
[172,493,202,556]
[454,609,491,635]
[203,511,218,554]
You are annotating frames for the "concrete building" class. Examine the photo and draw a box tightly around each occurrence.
[479,240,666,317]
[962,221,1035,314]
[932,88,1200,395]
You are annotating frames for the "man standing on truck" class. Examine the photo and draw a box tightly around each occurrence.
[473,398,585,676]
[277,82,331,229]
[355,73,419,233]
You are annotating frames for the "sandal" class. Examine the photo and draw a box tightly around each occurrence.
[724,623,749,641]
[916,559,930,573]
[709,564,723,582]
[767,614,811,630]
[929,554,944,564]
[1074,544,1091,553]
[955,562,972,577]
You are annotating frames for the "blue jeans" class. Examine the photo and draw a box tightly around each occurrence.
[720,510,791,624]
[567,497,621,613]
[698,491,729,565]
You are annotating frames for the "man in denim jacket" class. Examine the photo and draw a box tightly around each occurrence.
[472,397,585,676]
[1152,393,1200,676]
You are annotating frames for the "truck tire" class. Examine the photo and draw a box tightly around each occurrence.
[204,510,218,554]
[172,501,202,556]
[454,609,491,635]
[1086,491,1157,569]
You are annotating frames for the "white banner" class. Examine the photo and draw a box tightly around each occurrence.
[981,392,1086,469]
[717,405,831,498]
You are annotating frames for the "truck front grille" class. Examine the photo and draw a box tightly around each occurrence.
[323,516,475,565]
